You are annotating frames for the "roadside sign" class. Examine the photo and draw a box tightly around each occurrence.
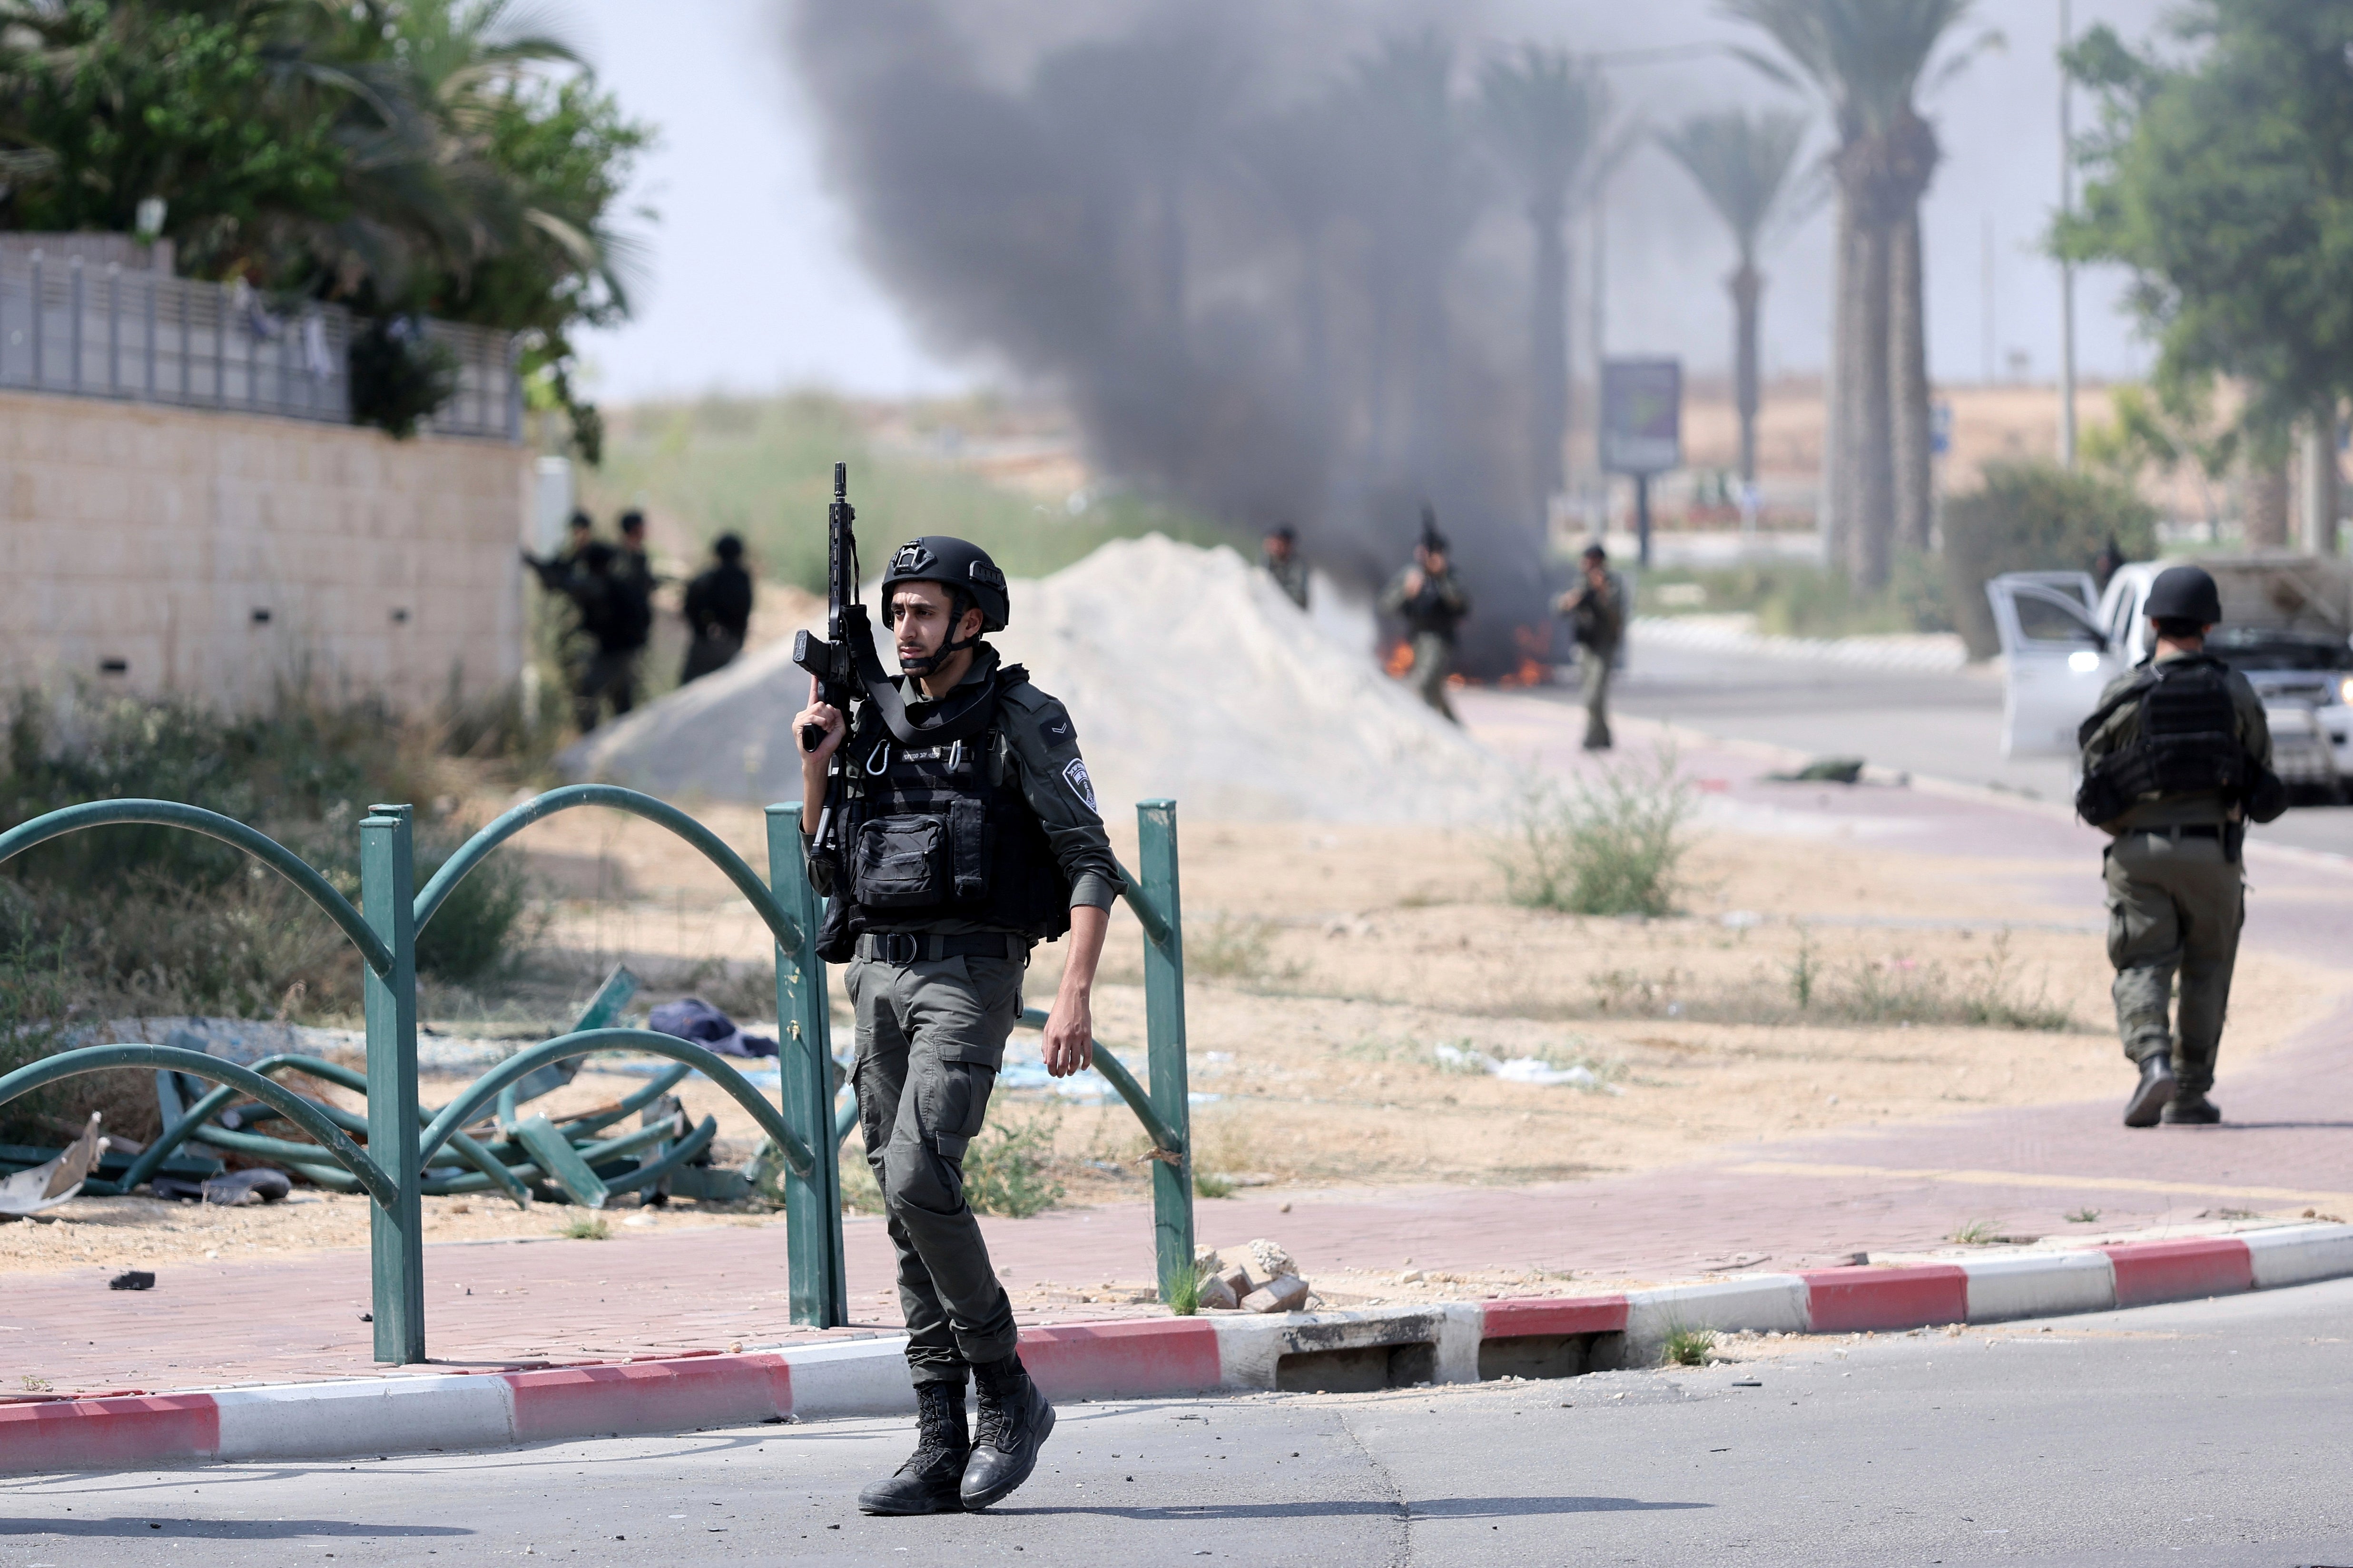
[1601,358,1682,476]
[1932,401,1953,456]
[532,455,574,556]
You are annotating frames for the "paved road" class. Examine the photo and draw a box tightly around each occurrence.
[1608,636,2353,858]
[8,1279,2349,1567]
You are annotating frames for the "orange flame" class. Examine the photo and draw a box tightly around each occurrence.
[1382,639,1414,678]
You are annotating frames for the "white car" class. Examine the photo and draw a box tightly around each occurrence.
[1987,555,2353,803]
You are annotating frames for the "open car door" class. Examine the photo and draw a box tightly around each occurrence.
[1987,571,2115,758]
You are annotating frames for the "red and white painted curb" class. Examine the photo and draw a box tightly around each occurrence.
[8,1223,2350,1475]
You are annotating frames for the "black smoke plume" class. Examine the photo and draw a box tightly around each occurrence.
[786,0,1561,674]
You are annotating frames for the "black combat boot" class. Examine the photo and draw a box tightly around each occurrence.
[2122,1052,2176,1128]
[857,1381,969,1516]
[2161,1092,2222,1125]
[960,1352,1054,1511]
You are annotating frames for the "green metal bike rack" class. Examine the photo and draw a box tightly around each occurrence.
[0,787,844,1362]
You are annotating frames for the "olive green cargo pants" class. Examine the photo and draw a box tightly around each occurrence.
[1410,632,1457,722]
[847,950,1024,1385]
[2104,831,2245,1097]
[1580,644,1615,749]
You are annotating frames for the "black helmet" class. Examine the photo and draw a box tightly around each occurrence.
[2146,564,2222,625]
[881,535,1010,631]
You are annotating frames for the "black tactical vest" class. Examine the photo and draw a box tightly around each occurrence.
[817,672,1072,954]
[2074,655,2251,825]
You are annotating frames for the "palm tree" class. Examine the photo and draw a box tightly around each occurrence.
[1479,45,1607,523]
[1657,108,1808,489]
[1722,0,1979,588]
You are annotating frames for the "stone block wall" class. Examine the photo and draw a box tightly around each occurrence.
[0,390,529,714]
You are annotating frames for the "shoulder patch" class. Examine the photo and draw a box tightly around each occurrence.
[1040,711,1075,747]
[1062,757,1099,813]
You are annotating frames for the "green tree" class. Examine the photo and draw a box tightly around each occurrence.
[0,1,351,286]
[1657,107,1809,487]
[1479,45,1607,522]
[1724,0,1989,586]
[1943,460,2158,658]
[0,0,650,454]
[2061,2,2353,500]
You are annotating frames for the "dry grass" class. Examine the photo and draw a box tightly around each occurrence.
[9,796,2341,1270]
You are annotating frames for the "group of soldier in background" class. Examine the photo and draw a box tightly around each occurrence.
[526,511,758,733]
[1260,517,1624,747]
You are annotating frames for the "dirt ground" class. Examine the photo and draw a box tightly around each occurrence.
[5,795,2341,1277]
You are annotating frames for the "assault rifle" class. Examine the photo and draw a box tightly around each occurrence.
[792,464,866,850]
[795,463,864,755]
[791,464,1001,851]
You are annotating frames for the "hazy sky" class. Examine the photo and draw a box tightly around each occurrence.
[565,0,2173,405]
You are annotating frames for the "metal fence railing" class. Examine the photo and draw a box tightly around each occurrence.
[0,787,1194,1364]
[0,250,519,441]
[420,316,524,441]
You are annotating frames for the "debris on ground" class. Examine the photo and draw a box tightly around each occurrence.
[1241,1274,1311,1313]
[1764,756,1866,784]
[0,1115,108,1218]
[1194,1238,1312,1313]
[25,966,786,1214]
[1430,1043,1622,1092]
[107,1270,155,1291]
[647,999,778,1060]
[150,1168,294,1206]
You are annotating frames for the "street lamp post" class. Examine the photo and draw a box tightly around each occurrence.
[2058,0,2078,471]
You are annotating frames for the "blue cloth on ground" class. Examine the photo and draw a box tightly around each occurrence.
[647,998,778,1058]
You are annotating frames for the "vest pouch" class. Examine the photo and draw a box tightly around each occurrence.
[949,796,989,902]
[852,814,949,909]
[2244,765,2289,824]
[2075,764,2132,828]
[2147,734,2245,796]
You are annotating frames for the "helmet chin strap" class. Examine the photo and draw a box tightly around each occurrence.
[895,591,982,676]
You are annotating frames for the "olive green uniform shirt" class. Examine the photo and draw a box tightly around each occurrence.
[2079,647,2271,833]
[1264,550,1310,610]
[1378,566,1471,642]
[803,647,1123,932]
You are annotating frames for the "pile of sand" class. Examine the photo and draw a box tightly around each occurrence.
[560,535,1516,823]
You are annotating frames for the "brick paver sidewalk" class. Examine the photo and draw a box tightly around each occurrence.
[9,692,2348,1395]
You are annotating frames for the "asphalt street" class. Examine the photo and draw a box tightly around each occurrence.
[6,1279,2349,1567]
[1608,637,2353,859]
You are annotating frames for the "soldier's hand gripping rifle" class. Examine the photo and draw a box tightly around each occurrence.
[793,463,866,850]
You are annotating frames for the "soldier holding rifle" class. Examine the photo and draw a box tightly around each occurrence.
[791,468,1119,1515]
[1380,508,1471,722]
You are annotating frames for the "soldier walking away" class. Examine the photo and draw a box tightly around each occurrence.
[2076,565,2285,1128]
[1378,510,1471,722]
[792,535,1118,1515]
[1557,542,1626,750]
[680,532,755,684]
[1262,523,1310,610]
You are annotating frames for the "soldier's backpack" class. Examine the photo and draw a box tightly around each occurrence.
[2073,655,2285,827]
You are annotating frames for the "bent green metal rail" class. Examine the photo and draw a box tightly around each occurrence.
[0,788,846,1362]
[0,1046,395,1206]
[0,788,1196,1354]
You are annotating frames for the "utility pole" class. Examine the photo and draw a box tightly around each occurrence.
[2058,0,2078,470]
[1590,178,1608,469]
[1981,215,1996,384]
